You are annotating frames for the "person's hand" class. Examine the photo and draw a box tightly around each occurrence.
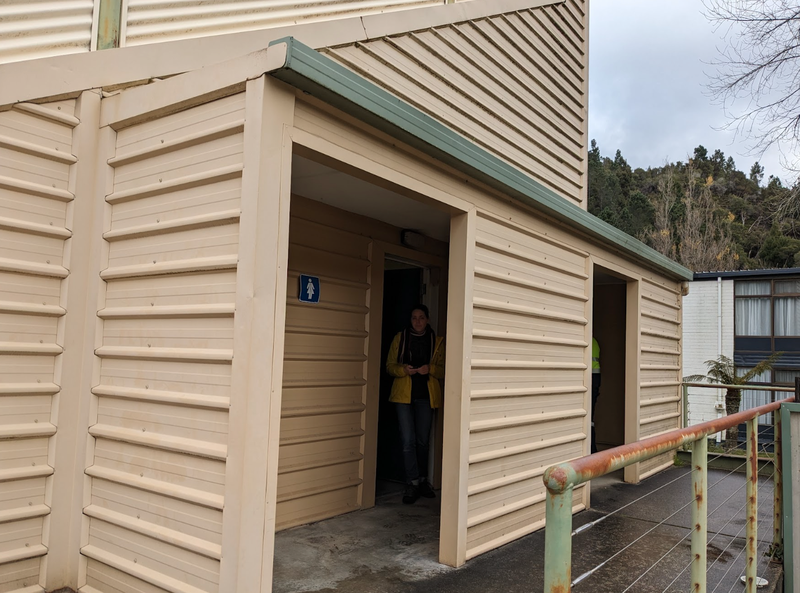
[404,365,418,375]
[416,364,430,375]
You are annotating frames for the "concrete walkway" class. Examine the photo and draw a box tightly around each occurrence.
[272,465,783,592]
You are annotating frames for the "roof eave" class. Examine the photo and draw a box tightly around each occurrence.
[266,37,694,283]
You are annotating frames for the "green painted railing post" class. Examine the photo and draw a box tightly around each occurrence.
[691,436,708,592]
[745,417,758,593]
[774,407,783,551]
[544,488,574,592]
[683,383,689,429]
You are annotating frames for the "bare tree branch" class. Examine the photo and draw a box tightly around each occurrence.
[703,0,800,181]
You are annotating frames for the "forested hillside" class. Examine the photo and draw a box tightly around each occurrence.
[588,140,800,272]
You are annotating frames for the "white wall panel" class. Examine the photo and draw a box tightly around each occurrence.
[682,279,734,427]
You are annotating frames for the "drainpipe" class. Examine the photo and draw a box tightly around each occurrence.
[715,277,724,441]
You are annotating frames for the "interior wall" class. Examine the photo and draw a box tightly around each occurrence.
[592,284,626,448]
[276,193,448,530]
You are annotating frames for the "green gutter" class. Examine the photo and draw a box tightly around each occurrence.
[267,37,693,282]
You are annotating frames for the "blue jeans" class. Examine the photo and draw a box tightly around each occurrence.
[395,400,433,483]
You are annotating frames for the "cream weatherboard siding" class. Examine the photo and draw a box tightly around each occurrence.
[291,95,685,565]
[80,92,247,593]
[276,198,371,530]
[0,99,79,591]
[0,21,689,588]
[122,0,442,47]
[325,0,588,208]
[0,0,97,65]
[466,210,589,559]
[637,277,683,478]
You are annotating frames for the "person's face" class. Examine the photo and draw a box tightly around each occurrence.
[410,309,428,333]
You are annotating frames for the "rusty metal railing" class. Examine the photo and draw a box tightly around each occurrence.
[542,383,797,593]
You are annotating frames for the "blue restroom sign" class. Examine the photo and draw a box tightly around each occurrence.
[299,275,320,303]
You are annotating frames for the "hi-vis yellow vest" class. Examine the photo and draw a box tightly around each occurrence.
[592,338,600,373]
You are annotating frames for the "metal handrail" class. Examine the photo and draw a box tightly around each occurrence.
[542,389,796,593]
[683,382,794,392]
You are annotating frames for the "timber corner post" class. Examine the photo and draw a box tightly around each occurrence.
[543,465,575,592]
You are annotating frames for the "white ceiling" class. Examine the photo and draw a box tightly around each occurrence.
[290,155,451,242]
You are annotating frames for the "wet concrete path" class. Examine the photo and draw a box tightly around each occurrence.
[272,465,782,592]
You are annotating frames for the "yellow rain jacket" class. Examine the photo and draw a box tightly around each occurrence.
[386,332,445,408]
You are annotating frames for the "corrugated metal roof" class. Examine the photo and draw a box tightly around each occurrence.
[0,0,95,65]
[123,0,441,46]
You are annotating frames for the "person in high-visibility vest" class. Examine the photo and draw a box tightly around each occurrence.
[591,337,601,453]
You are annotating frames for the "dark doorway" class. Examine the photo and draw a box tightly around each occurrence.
[376,261,424,495]
[592,270,627,451]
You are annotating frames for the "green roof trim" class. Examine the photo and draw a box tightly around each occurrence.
[267,37,693,282]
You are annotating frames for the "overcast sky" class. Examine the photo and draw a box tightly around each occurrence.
[588,0,786,182]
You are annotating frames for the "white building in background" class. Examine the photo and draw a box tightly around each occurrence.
[683,269,800,432]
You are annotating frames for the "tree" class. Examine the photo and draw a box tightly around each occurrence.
[686,353,782,449]
[704,0,800,201]
[677,166,737,271]
[644,165,677,258]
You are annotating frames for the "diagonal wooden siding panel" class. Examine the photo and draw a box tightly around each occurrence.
[123,0,442,47]
[638,277,682,478]
[466,210,588,559]
[0,99,76,592]
[325,0,588,207]
[276,199,370,531]
[82,92,245,593]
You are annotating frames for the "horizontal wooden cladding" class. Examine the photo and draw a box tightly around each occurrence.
[122,0,441,46]
[638,275,682,453]
[81,94,244,593]
[88,438,225,509]
[83,515,220,592]
[0,1,93,65]
[466,202,588,559]
[84,490,222,559]
[104,269,236,309]
[327,1,588,204]
[0,470,50,579]
[277,205,370,530]
[0,100,74,590]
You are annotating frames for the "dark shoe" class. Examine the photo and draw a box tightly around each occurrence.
[402,483,419,504]
[418,480,436,499]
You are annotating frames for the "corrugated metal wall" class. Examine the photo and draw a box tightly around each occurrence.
[276,198,371,530]
[638,277,682,478]
[0,0,96,65]
[325,0,588,207]
[466,209,589,559]
[0,99,77,592]
[122,0,442,47]
[80,92,245,593]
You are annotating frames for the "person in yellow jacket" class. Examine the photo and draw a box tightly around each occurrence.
[386,304,445,504]
[591,337,601,453]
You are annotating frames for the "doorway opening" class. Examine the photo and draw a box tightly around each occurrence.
[376,258,443,498]
[592,266,628,453]
[272,147,455,592]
